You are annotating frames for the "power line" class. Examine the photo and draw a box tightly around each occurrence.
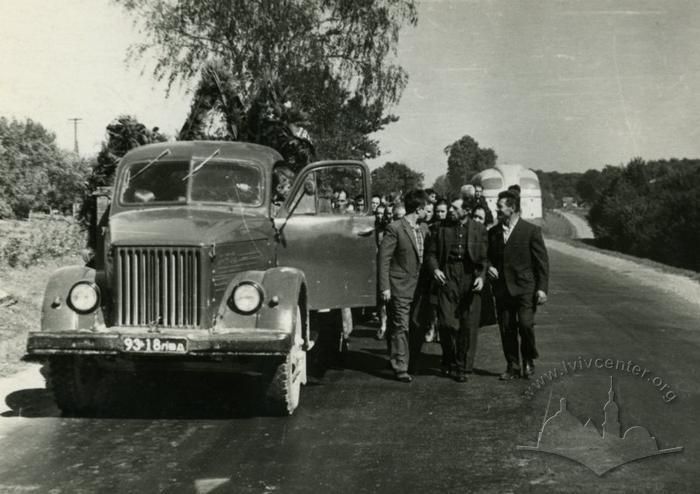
[68,117,82,154]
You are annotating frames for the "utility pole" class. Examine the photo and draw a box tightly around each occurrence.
[68,117,82,154]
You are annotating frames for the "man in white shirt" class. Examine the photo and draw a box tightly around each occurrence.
[487,190,549,380]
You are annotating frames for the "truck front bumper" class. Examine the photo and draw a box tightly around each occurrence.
[24,329,293,362]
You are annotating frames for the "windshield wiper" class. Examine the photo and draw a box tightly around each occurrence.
[128,148,171,183]
[182,148,221,181]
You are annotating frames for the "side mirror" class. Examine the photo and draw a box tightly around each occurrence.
[85,188,112,268]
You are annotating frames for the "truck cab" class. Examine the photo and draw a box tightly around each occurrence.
[25,141,377,415]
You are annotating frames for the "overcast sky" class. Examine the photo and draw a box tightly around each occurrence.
[1,0,699,184]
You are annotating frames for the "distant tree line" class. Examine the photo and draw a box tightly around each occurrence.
[534,166,626,209]
[587,158,700,270]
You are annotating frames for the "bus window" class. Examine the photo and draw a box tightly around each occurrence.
[481,177,503,190]
[519,177,540,190]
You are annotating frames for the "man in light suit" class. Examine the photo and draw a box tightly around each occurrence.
[488,190,549,380]
[378,190,429,382]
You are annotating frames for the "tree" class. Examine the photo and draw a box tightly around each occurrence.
[443,135,496,195]
[534,170,582,209]
[115,0,417,165]
[88,115,167,190]
[0,117,90,218]
[431,174,448,198]
[576,167,620,205]
[116,0,416,106]
[370,161,424,197]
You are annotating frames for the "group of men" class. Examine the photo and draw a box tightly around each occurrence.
[377,188,549,383]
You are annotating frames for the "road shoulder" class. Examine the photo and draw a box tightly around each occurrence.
[546,238,700,309]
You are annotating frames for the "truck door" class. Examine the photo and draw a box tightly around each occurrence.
[275,161,376,310]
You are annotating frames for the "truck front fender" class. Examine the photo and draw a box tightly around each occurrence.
[41,266,107,332]
[214,267,308,343]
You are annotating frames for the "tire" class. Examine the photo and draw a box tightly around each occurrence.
[263,307,307,416]
[47,357,102,415]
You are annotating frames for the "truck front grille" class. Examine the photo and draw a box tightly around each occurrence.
[115,247,202,328]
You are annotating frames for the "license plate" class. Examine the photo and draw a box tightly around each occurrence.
[121,336,187,354]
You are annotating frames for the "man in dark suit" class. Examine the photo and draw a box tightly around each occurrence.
[425,197,488,382]
[488,190,549,380]
[378,190,429,382]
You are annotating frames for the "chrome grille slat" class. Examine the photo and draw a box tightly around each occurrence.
[116,247,201,328]
[169,253,176,326]
[116,250,123,324]
[125,252,131,325]
[178,250,184,324]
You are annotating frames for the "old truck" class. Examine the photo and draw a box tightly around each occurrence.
[24,141,377,415]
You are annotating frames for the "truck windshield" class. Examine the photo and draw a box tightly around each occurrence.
[120,160,263,206]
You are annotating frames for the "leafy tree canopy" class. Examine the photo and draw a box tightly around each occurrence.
[88,115,167,189]
[117,0,416,105]
[431,174,448,198]
[116,0,417,166]
[587,157,700,270]
[0,117,90,218]
[534,170,583,209]
[370,161,423,198]
[443,135,496,195]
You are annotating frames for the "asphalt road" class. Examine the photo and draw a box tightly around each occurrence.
[555,210,594,239]
[0,245,699,493]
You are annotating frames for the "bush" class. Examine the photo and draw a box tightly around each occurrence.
[0,217,85,268]
[0,198,13,219]
[587,159,700,270]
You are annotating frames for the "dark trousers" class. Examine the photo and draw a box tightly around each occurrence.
[387,295,425,374]
[436,263,481,374]
[495,292,538,369]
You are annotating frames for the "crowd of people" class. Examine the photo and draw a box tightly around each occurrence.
[373,185,550,384]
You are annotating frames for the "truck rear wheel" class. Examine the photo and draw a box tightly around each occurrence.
[263,307,307,416]
[47,358,102,415]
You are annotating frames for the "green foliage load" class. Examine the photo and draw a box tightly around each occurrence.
[371,161,424,198]
[587,158,700,270]
[0,117,90,219]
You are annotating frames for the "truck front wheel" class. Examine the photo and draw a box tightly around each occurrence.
[46,357,102,415]
[263,307,307,416]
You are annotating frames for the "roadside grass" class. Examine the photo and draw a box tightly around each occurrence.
[543,210,700,283]
[0,255,82,376]
[1,217,85,376]
[0,216,85,268]
[536,211,576,240]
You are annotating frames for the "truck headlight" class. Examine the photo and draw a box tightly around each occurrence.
[229,282,263,315]
[68,281,100,314]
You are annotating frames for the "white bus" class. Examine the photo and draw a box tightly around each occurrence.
[471,164,543,220]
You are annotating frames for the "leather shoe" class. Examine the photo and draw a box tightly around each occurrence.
[396,372,412,383]
[524,360,535,377]
[454,373,468,383]
[499,368,520,381]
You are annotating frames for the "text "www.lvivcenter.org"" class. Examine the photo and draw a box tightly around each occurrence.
[523,356,677,403]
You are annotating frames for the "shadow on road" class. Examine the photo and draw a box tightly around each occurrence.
[1,332,349,421]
